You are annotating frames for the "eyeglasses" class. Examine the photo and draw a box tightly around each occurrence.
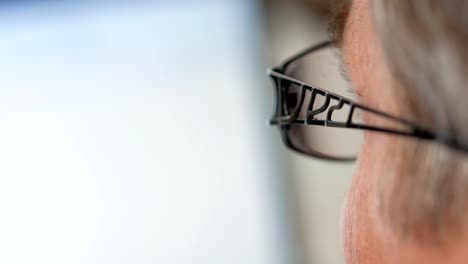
[267,41,468,161]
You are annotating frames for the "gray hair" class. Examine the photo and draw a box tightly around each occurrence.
[372,1,468,241]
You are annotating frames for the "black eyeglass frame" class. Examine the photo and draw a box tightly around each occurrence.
[268,41,468,161]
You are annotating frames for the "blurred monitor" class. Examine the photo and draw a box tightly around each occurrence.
[0,1,291,264]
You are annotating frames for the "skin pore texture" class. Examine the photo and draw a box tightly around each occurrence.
[341,0,468,263]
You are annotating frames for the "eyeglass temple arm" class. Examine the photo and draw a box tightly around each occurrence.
[269,69,468,154]
[270,41,468,155]
[295,83,438,140]
[308,91,468,153]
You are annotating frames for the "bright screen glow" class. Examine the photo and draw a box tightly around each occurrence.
[0,1,286,264]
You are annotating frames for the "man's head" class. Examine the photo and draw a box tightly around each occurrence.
[334,0,468,263]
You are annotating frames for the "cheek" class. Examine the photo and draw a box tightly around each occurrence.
[342,142,386,264]
[343,152,468,264]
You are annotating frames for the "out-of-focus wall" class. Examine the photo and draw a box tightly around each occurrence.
[0,1,297,263]
[262,1,354,263]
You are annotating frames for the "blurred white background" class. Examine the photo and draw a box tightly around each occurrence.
[0,0,352,263]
